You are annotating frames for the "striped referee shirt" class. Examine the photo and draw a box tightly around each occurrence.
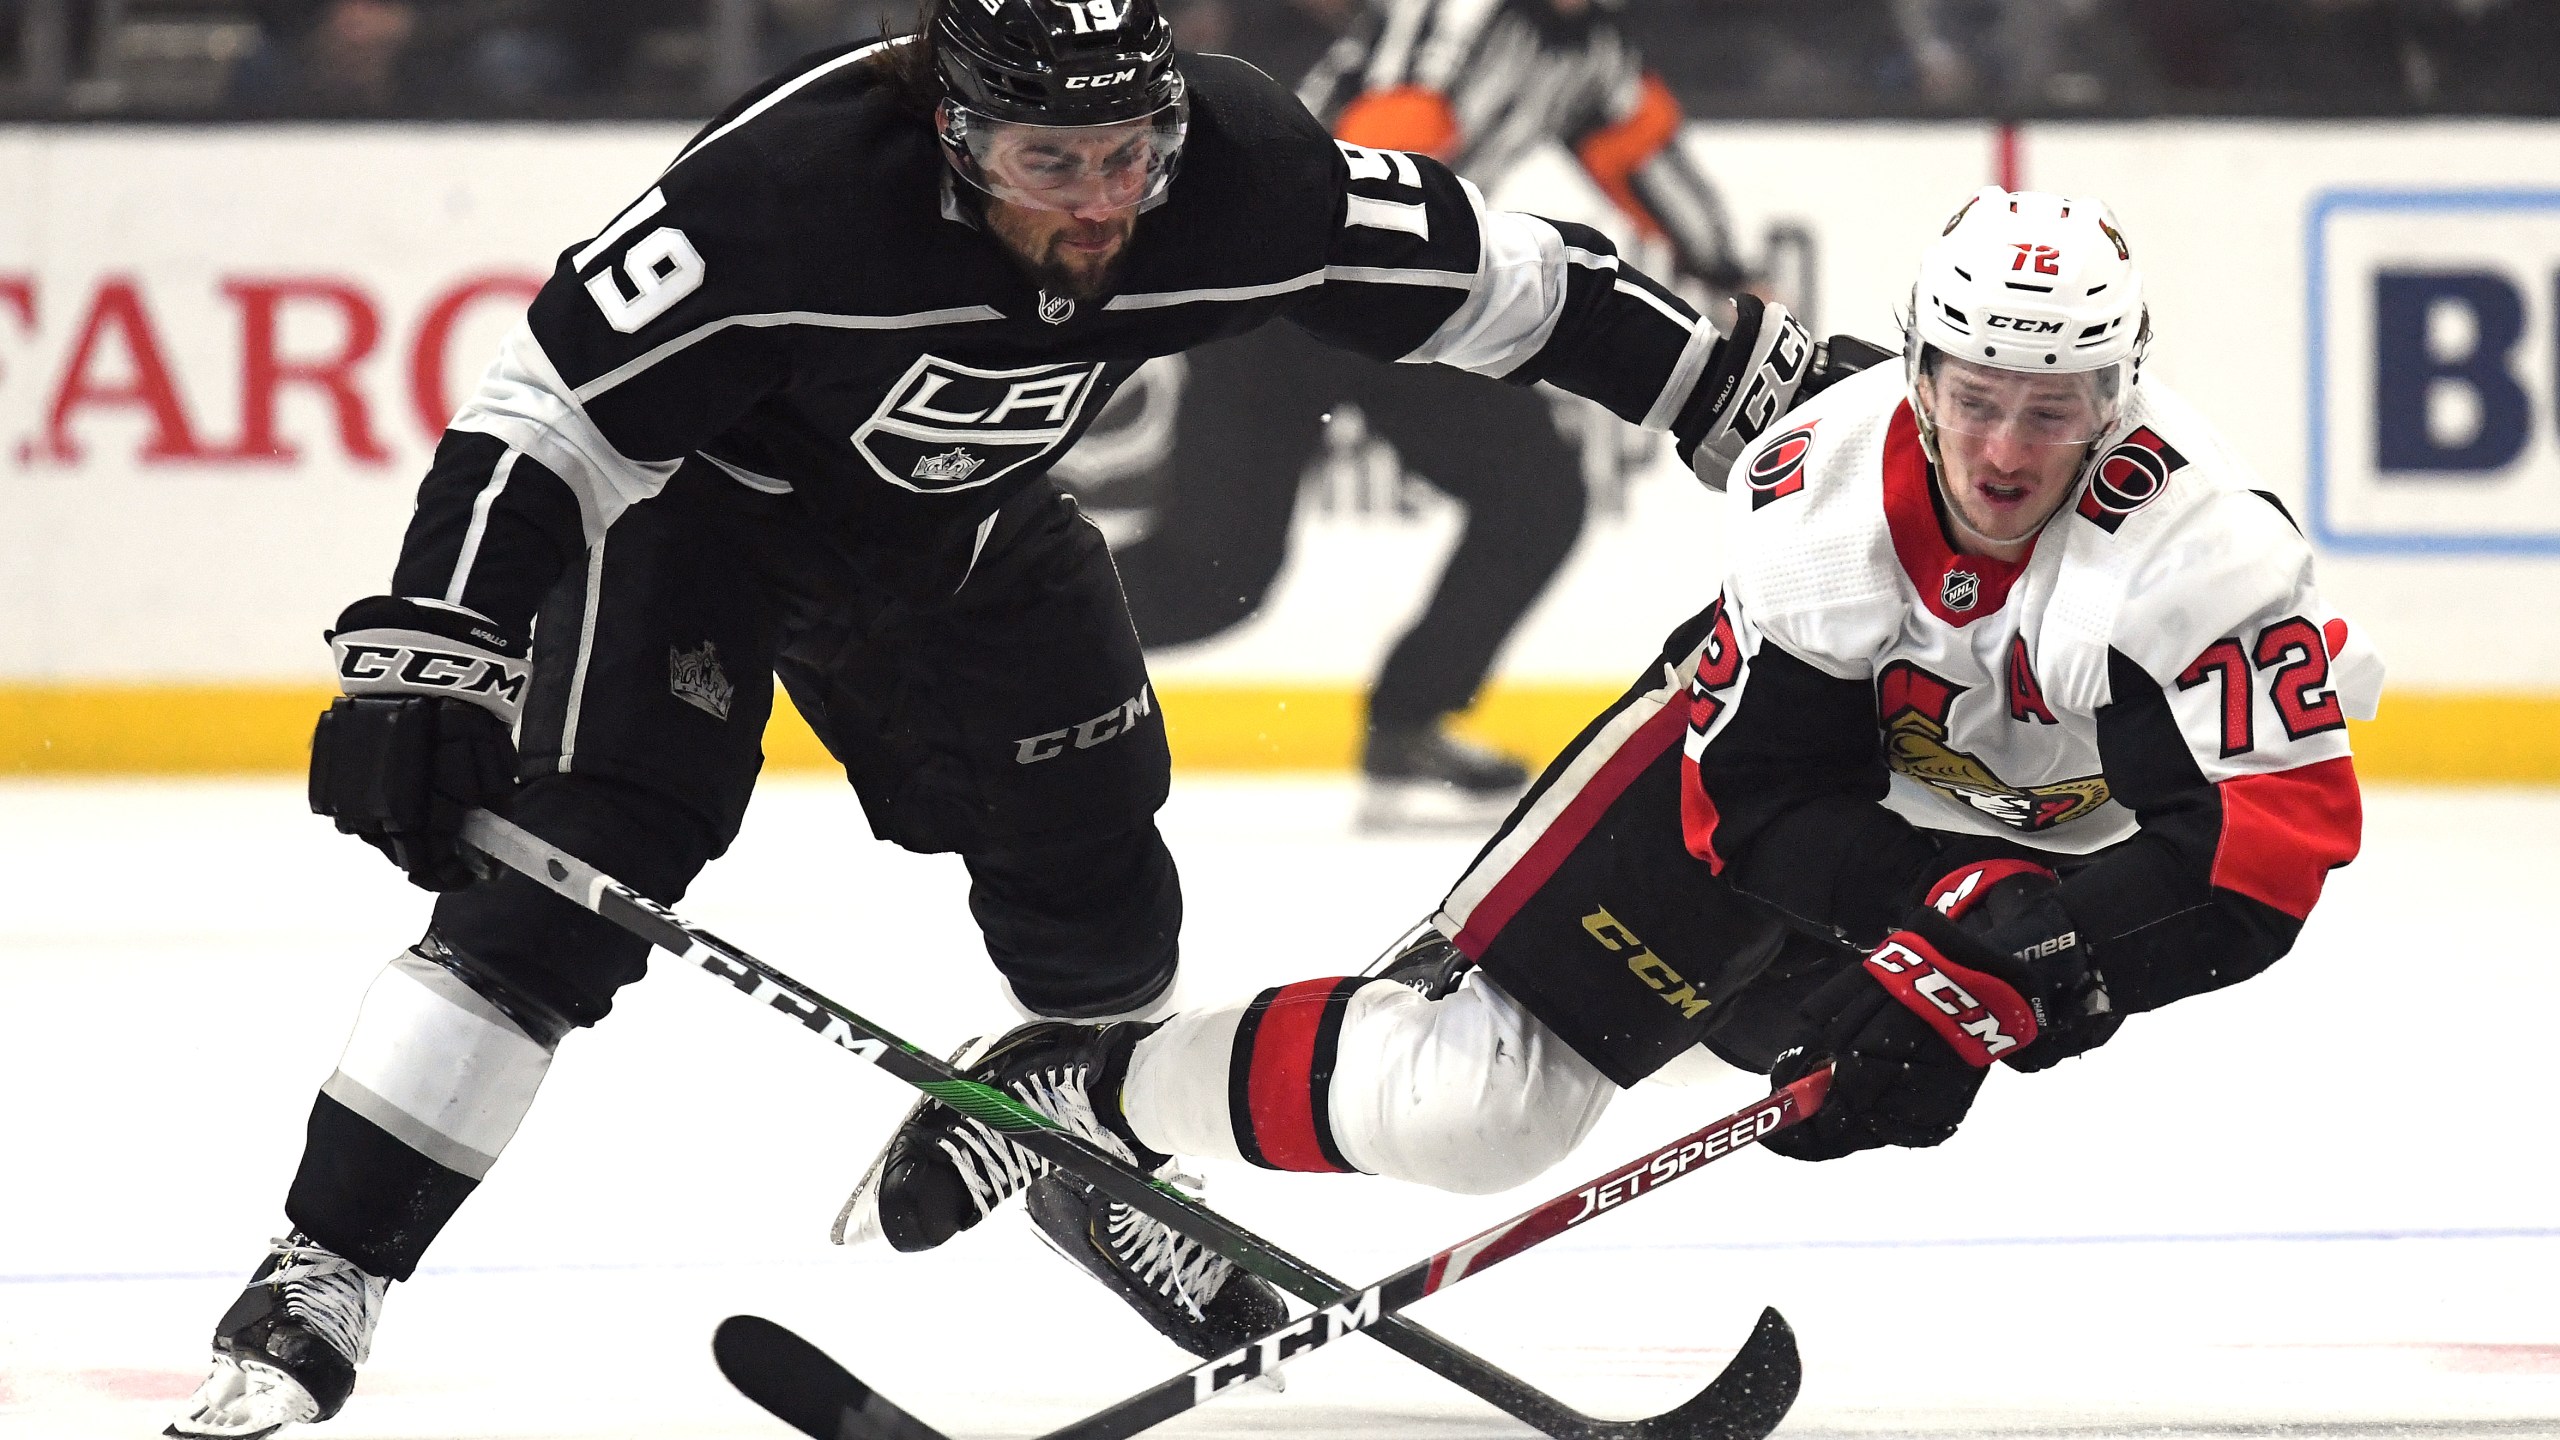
[1299,0,1745,287]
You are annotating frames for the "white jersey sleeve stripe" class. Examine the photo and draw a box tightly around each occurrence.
[570,305,1007,403]
[442,447,521,606]
[571,188,669,273]
[1641,319,1717,433]
[661,41,890,178]
[1105,272,1328,312]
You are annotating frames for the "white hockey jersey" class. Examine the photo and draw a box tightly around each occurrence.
[1679,363,2381,1012]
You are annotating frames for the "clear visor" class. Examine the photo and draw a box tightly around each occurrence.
[942,102,1186,214]
[1915,352,2127,449]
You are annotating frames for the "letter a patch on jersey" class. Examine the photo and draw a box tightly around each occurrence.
[854,355,1107,492]
[2006,636,2057,725]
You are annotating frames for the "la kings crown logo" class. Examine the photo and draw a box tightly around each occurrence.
[670,641,735,721]
[854,354,1107,492]
[912,448,985,484]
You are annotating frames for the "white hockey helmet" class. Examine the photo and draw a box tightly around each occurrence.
[1905,187,2148,455]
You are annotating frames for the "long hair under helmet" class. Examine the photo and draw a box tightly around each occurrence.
[932,0,1189,213]
[1904,187,2150,477]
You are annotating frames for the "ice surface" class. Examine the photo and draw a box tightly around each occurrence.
[2,776,2553,1439]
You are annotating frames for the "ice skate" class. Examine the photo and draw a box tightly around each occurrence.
[165,1234,385,1439]
[1358,721,1530,833]
[1366,924,1474,999]
[1026,1169,1289,1360]
[831,1033,996,1246]
[832,1020,1157,1253]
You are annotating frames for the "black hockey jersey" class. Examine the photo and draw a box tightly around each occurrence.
[387,41,1733,630]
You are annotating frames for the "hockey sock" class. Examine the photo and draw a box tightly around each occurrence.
[286,942,564,1277]
[1124,971,1615,1195]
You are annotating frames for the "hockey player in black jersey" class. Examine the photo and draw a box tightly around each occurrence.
[166,0,1861,1432]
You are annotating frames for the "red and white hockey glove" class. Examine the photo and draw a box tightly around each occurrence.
[1766,860,2119,1162]
[1904,858,2120,1073]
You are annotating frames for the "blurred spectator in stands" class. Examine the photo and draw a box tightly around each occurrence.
[2292,0,2557,110]
[2125,0,2558,113]
[1165,0,1358,82]
[759,0,863,75]
[229,0,421,111]
[1887,0,2126,110]
[0,0,104,95]
[1621,0,1917,114]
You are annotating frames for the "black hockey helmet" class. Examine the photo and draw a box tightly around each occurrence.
[932,0,1189,212]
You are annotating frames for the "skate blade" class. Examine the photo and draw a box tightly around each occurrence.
[830,1034,994,1247]
[1356,780,1521,836]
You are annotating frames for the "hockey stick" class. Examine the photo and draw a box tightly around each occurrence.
[712,1069,1827,1440]
[458,808,1802,1440]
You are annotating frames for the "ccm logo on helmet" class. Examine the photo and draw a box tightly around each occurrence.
[1065,69,1138,88]
[1983,314,2065,335]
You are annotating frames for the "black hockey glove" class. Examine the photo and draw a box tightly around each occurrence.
[309,596,528,892]
[1764,860,2120,1162]
[1677,299,1897,491]
[1676,294,1811,488]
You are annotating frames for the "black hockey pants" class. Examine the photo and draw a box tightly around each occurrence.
[286,466,1179,1278]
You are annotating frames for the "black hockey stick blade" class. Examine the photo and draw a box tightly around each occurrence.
[715,1307,1798,1440]
[716,1314,952,1440]
[1644,1307,1800,1440]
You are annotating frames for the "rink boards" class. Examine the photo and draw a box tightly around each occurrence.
[4,119,2559,778]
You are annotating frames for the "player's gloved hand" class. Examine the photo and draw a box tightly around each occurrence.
[1911,857,2122,1074]
[1764,860,2119,1161]
[1678,294,1811,489]
[1680,298,1896,491]
[309,596,529,892]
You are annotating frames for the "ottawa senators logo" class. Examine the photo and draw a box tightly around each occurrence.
[2077,425,2187,534]
[1746,421,1818,510]
[1877,660,2109,832]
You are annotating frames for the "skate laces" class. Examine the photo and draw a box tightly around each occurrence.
[934,1060,1133,1220]
[263,1235,384,1366]
[1099,1196,1232,1322]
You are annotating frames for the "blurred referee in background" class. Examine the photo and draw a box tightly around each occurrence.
[1114,0,1756,830]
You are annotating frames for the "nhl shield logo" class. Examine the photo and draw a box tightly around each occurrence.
[1940,567,1981,612]
[1038,290,1075,325]
[669,641,735,721]
[911,447,985,485]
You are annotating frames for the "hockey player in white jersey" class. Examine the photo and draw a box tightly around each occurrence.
[849,187,2381,1342]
